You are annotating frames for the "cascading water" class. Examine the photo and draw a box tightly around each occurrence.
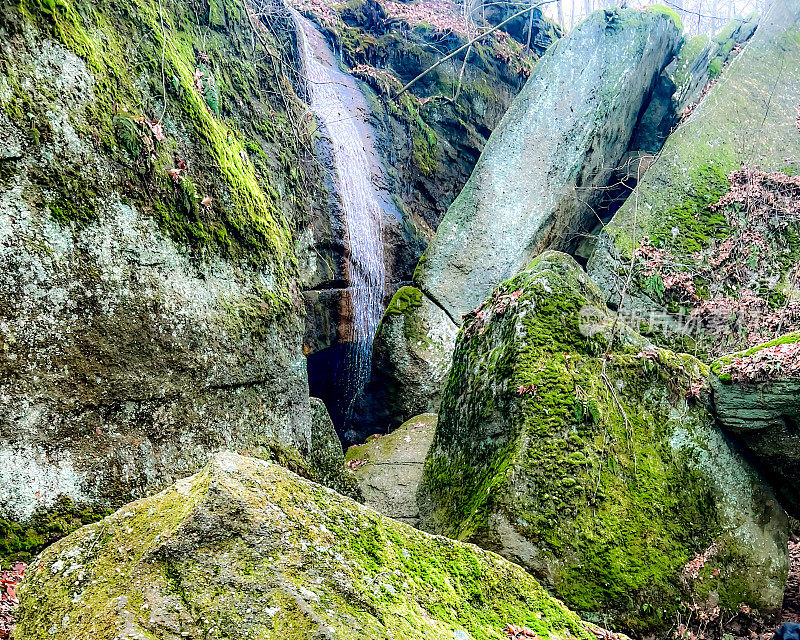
[294,11,387,430]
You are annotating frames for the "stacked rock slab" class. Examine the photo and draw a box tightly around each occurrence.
[345,413,437,526]
[711,333,800,516]
[418,251,788,634]
[587,0,800,359]
[16,452,596,640]
[362,8,683,431]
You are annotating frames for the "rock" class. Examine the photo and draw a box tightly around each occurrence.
[362,8,683,434]
[16,451,597,640]
[669,16,758,115]
[587,0,800,359]
[710,333,800,517]
[416,8,682,323]
[350,287,457,437]
[0,0,317,559]
[345,413,437,526]
[418,251,788,634]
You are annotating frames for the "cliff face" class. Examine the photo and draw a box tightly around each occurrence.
[0,0,321,560]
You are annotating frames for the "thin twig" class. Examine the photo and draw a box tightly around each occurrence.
[395,0,557,98]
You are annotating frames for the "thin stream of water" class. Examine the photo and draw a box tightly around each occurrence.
[294,12,387,425]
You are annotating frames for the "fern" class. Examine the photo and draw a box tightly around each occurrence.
[113,114,141,157]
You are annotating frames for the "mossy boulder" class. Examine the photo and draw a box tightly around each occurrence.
[0,0,318,558]
[419,251,788,635]
[350,286,457,438]
[587,0,800,359]
[16,451,597,640]
[710,332,800,517]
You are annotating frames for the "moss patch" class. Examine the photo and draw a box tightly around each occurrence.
[421,252,772,634]
[17,453,596,640]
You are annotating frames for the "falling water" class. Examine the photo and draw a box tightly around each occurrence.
[294,12,387,426]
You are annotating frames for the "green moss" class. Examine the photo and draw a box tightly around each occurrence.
[17,454,595,640]
[11,0,301,305]
[708,57,723,79]
[673,35,711,90]
[421,253,729,634]
[384,286,423,316]
[649,162,733,253]
[1,497,110,564]
[649,5,683,30]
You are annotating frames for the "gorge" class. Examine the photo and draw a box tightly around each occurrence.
[1,0,800,638]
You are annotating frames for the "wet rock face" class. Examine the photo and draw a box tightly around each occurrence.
[587,0,800,360]
[416,8,682,323]
[710,334,800,517]
[16,452,596,640]
[418,251,788,635]
[0,0,315,557]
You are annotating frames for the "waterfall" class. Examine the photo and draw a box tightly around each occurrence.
[294,11,387,427]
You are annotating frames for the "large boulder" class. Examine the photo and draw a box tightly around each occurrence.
[587,0,800,360]
[418,251,788,634]
[416,8,682,322]
[0,0,315,559]
[358,8,684,431]
[711,333,800,516]
[16,451,597,640]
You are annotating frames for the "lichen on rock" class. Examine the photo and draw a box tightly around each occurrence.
[419,251,788,634]
[0,0,321,559]
[16,451,596,640]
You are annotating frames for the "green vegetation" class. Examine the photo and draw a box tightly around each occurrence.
[4,0,310,308]
[384,286,423,315]
[17,454,596,640]
[421,253,759,634]
[1,497,110,564]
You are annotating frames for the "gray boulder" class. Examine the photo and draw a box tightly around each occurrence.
[345,413,437,526]
[0,0,314,559]
[360,8,684,431]
[416,8,682,322]
[419,251,788,634]
[351,287,457,437]
[711,333,800,516]
[16,452,597,640]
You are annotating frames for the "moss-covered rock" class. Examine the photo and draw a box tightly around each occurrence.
[16,451,597,640]
[350,287,457,438]
[710,332,800,516]
[0,0,319,556]
[419,251,788,635]
[345,413,437,526]
[587,0,800,359]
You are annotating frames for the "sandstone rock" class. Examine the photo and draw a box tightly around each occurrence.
[710,333,800,516]
[0,0,315,559]
[360,9,684,433]
[350,287,457,437]
[416,8,682,323]
[16,451,596,640]
[345,413,437,526]
[419,251,788,634]
[587,0,800,359]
